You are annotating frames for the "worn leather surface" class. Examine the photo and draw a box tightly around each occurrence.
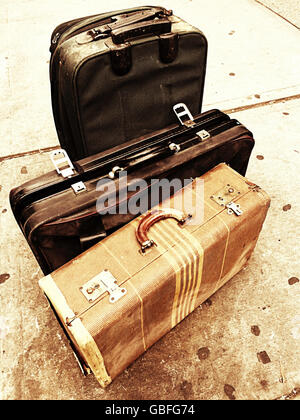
[50,9,207,160]
[74,33,206,157]
[10,122,254,275]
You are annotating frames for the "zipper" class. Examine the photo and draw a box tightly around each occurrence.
[50,15,111,55]
[25,132,254,247]
[78,110,226,173]
[117,119,237,168]
[51,16,112,52]
[50,15,99,53]
[41,132,255,230]
[117,119,241,172]
[16,112,229,207]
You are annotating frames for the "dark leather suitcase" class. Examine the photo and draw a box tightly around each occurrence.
[50,6,208,160]
[10,107,254,275]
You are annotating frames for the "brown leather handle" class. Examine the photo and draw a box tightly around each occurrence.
[136,208,191,252]
[111,19,171,44]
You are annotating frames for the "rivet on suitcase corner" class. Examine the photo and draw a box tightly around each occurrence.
[80,270,127,303]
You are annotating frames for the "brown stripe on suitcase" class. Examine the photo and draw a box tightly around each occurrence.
[153,220,204,327]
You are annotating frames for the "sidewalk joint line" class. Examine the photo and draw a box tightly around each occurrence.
[255,0,300,30]
[223,93,300,114]
[0,146,60,163]
[1,93,300,162]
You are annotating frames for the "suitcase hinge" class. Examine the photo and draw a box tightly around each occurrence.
[173,103,196,128]
[80,270,127,304]
[50,149,75,178]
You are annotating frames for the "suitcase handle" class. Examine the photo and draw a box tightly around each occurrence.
[111,18,172,44]
[107,9,169,31]
[136,208,191,252]
[88,8,172,40]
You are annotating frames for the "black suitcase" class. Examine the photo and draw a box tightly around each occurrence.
[50,6,208,161]
[10,106,254,275]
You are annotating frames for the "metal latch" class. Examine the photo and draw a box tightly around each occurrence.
[196,129,210,141]
[226,202,243,216]
[173,103,195,128]
[50,149,75,178]
[210,184,243,216]
[80,270,127,303]
[71,181,87,194]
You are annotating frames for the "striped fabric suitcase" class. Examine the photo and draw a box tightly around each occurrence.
[39,163,270,387]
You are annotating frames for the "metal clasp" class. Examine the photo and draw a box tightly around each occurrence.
[196,129,210,141]
[71,181,87,194]
[173,103,195,128]
[226,202,243,216]
[80,270,127,304]
[50,149,75,178]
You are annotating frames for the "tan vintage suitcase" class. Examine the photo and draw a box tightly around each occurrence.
[39,163,270,387]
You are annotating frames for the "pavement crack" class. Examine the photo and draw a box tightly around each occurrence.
[1,93,300,163]
[0,146,60,163]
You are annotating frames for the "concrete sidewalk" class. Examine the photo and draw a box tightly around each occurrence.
[0,0,299,400]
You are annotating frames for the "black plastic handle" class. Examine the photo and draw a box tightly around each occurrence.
[111,18,171,44]
[108,9,163,30]
[88,8,172,40]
